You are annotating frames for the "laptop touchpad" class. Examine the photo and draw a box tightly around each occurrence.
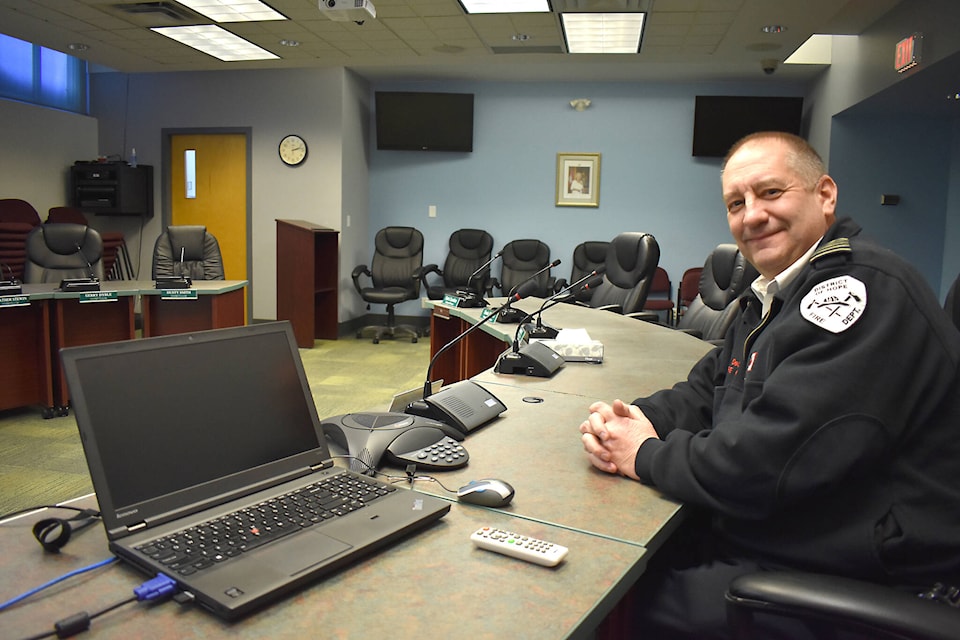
[257,530,352,576]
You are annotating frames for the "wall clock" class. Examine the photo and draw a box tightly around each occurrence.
[278,134,307,166]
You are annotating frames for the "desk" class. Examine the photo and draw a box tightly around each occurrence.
[140,280,248,337]
[0,286,54,415]
[1,494,646,639]
[427,297,713,400]
[2,300,710,637]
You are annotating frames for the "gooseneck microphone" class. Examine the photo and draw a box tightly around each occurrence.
[0,261,22,294]
[507,258,561,298]
[402,279,540,434]
[463,250,502,294]
[59,243,101,292]
[519,267,606,341]
[75,243,98,281]
[422,278,539,400]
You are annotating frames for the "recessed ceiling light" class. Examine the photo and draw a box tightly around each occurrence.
[562,13,646,54]
[762,25,787,34]
[279,39,300,47]
[67,43,89,52]
[512,34,531,42]
[176,0,287,22]
[152,25,280,61]
[459,0,550,13]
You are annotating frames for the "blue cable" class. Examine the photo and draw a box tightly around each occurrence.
[0,556,117,612]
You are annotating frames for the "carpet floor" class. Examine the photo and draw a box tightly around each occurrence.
[0,336,430,516]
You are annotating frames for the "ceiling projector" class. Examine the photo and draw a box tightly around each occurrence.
[318,0,376,22]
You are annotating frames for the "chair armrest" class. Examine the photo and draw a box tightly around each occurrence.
[595,303,623,314]
[554,278,569,294]
[726,571,960,640]
[415,263,441,289]
[351,264,371,293]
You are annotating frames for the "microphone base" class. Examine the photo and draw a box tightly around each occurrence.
[59,278,101,293]
[405,380,506,434]
[155,276,193,289]
[452,290,488,308]
[522,322,559,340]
[494,341,565,378]
[496,307,526,324]
[0,280,23,295]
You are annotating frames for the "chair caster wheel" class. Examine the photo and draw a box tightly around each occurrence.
[411,337,418,343]
[356,331,362,339]
[42,407,55,419]
[372,338,380,344]
[57,405,70,417]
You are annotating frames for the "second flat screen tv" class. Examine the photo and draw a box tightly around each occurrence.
[692,96,803,157]
[375,91,474,152]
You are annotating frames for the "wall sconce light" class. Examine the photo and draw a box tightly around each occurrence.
[569,98,592,111]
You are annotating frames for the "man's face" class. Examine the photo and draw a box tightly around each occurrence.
[721,139,837,279]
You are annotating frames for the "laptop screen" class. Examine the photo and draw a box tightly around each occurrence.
[63,322,331,532]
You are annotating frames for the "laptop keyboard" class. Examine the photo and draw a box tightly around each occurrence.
[135,473,397,576]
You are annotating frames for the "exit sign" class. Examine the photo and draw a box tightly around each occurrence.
[895,33,922,73]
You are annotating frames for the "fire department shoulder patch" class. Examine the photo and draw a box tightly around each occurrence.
[800,275,867,333]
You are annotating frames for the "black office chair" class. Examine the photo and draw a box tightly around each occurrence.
[726,570,960,640]
[585,232,660,317]
[555,240,609,304]
[352,226,424,344]
[22,223,105,284]
[418,228,494,300]
[945,272,960,332]
[675,244,758,344]
[152,225,225,281]
[492,239,555,298]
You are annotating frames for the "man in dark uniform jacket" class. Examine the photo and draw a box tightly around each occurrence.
[580,131,960,639]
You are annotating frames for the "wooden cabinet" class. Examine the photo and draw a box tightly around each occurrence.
[276,220,339,347]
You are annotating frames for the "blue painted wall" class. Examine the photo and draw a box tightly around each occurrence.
[369,80,808,318]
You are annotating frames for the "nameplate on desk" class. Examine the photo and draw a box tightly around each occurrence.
[479,307,496,321]
[442,293,463,307]
[160,289,198,300]
[79,291,119,304]
[0,294,30,308]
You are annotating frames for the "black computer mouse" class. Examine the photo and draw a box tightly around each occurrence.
[457,478,515,508]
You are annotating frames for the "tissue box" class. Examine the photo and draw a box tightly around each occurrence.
[531,338,603,363]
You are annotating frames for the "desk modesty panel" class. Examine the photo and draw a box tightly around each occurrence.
[0,494,646,640]
[0,285,55,412]
[139,280,248,337]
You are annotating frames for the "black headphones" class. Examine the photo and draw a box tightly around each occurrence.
[31,508,101,553]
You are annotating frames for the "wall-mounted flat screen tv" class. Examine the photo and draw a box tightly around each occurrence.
[692,96,803,157]
[375,91,474,152]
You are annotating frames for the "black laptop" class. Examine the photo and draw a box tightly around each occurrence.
[60,321,449,620]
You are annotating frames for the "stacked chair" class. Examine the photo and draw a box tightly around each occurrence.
[0,199,42,282]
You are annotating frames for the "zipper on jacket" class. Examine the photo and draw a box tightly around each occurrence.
[742,298,781,364]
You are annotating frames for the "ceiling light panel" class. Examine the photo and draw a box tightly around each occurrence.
[459,1,551,14]
[152,25,280,60]
[175,0,287,22]
[562,13,645,54]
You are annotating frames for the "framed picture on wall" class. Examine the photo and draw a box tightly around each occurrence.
[556,152,600,207]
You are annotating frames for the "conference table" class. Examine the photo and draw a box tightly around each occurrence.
[0,280,247,416]
[1,297,712,638]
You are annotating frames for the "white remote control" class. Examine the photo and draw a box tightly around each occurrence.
[470,527,568,567]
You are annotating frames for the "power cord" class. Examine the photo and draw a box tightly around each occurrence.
[16,573,178,640]
[0,558,117,613]
[330,455,459,494]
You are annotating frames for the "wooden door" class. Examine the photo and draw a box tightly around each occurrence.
[169,134,248,310]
